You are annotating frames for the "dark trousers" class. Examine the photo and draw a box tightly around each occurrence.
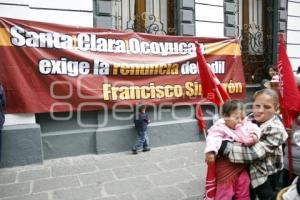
[0,129,2,161]
[132,130,149,151]
[281,168,297,187]
[250,172,282,200]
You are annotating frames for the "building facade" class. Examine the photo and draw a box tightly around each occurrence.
[0,0,299,167]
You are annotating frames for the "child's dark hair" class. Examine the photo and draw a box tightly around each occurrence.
[138,104,146,112]
[221,100,244,117]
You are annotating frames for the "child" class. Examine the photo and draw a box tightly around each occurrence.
[205,99,261,200]
[132,104,150,155]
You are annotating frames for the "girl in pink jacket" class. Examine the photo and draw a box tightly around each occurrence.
[205,100,261,200]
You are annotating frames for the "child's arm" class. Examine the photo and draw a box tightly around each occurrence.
[204,126,225,154]
[244,122,261,146]
[145,117,150,123]
[234,121,261,145]
[143,114,150,123]
[246,133,259,146]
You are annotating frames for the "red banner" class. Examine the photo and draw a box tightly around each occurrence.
[0,17,245,113]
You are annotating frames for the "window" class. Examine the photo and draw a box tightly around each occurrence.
[240,0,264,55]
[112,0,175,35]
[236,0,267,83]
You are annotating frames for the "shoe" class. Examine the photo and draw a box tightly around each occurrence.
[142,148,151,152]
[132,149,138,155]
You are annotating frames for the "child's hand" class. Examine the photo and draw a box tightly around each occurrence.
[247,134,258,146]
[205,152,216,163]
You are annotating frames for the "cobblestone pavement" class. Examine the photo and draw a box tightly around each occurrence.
[0,141,206,200]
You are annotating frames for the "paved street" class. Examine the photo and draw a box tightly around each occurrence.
[0,141,206,200]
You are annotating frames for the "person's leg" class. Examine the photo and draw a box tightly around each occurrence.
[132,131,146,152]
[0,130,2,162]
[281,168,296,188]
[215,182,235,200]
[142,131,150,151]
[269,171,284,193]
[250,186,257,200]
[253,177,277,200]
[235,170,250,200]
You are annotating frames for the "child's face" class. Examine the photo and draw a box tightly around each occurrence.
[224,109,244,129]
[253,93,277,123]
[268,67,277,78]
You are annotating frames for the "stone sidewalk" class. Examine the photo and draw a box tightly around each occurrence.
[0,142,206,200]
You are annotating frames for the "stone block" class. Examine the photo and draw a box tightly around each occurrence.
[181,23,195,36]
[158,157,197,171]
[52,185,103,200]
[79,170,115,185]
[279,0,287,10]
[181,9,193,22]
[224,2,235,13]
[95,158,128,169]
[112,163,162,179]
[224,26,236,37]
[0,124,43,168]
[33,176,80,193]
[181,0,195,9]
[0,171,16,184]
[148,169,194,186]
[177,180,204,197]
[225,14,236,26]
[96,0,112,15]
[279,10,287,21]
[0,182,30,198]
[94,16,113,29]
[104,177,153,195]
[52,164,97,177]
[18,168,50,182]
[1,193,48,200]
[135,187,184,200]
[42,131,95,159]
[279,21,286,32]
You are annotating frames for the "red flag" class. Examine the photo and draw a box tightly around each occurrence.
[277,33,300,180]
[277,33,300,128]
[196,42,228,200]
[195,42,230,106]
[204,162,217,200]
[197,105,206,133]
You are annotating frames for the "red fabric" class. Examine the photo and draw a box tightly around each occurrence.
[204,162,217,200]
[215,157,246,184]
[277,33,300,128]
[195,42,230,106]
[195,42,231,199]
[197,105,206,133]
[0,17,246,113]
[277,33,300,180]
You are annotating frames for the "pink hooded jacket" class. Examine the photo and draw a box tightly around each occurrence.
[205,117,261,154]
